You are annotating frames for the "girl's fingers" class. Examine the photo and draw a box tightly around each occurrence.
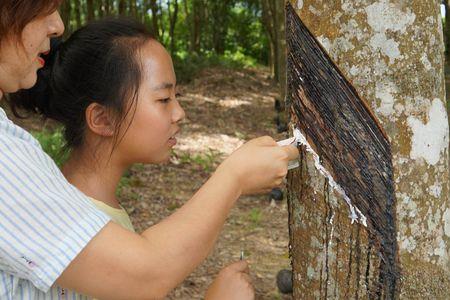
[228,260,249,273]
[282,144,300,161]
[240,272,253,284]
[251,136,277,146]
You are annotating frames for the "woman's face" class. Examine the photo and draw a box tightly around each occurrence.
[116,40,185,165]
[0,10,64,96]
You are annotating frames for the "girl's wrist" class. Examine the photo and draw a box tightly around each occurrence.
[214,163,243,197]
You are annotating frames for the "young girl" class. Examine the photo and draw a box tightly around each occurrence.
[1,2,298,298]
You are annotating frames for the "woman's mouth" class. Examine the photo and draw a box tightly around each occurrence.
[37,56,45,67]
[37,50,50,67]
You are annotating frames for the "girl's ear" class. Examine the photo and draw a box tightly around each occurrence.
[85,102,115,137]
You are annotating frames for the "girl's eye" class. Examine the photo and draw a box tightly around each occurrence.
[160,98,171,103]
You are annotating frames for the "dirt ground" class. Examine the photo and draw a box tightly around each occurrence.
[4,66,293,299]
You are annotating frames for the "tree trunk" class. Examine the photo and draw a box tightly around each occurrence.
[60,0,72,38]
[97,0,104,18]
[211,1,231,55]
[189,0,202,53]
[287,1,449,299]
[168,0,179,54]
[75,0,82,29]
[130,0,138,18]
[158,0,165,40]
[87,0,95,21]
[275,0,286,106]
[150,0,160,40]
[444,0,450,60]
[261,0,275,76]
[118,0,127,15]
[104,0,111,15]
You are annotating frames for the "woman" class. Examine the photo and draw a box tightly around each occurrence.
[0,1,298,299]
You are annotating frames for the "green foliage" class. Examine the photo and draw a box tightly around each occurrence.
[248,208,263,227]
[32,128,69,167]
[176,149,221,172]
[167,202,181,211]
[116,176,131,197]
[60,0,270,84]
[173,50,259,83]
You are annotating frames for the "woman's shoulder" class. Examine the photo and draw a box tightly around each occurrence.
[0,107,42,149]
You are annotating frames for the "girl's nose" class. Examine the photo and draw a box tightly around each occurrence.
[172,100,186,123]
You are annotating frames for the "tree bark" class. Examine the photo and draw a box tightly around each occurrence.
[130,0,138,18]
[168,0,179,54]
[275,0,286,105]
[74,0,82,29]
[211,1,232,55]
[189,0,203,53]
[287,1,449,299]
[158,0,165,39]
[118,0,127,15]
[87,0,95,21]
[150,0,160,40]
[444,0,450,60]
[60,0,72,37]
[104,0,111,15]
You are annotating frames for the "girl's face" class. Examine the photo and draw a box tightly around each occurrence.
[0,10,64,95]
[116,40,185,165]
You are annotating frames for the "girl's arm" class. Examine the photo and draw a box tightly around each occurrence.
[56,137,298,299]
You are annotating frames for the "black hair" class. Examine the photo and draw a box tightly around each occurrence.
[9,18,154,150]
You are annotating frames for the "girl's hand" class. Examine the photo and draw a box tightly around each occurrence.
[217,136,299,195]
[205,260,255,300]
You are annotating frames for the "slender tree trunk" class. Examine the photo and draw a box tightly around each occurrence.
[97,0,104,18]
[104,0,111,15]
[150,0,160,39]
[287,1,449,299]
[261,0,275,76]
[275,0,286,104]
[118,0,127,15]
[86,0,95,21]
[211,1,231,55]
[158,0,165,40]
[262,0,284,84]
[130,0,138,19]
[75,0,82,29]
[444,0,450,60]
[60,0,72,38]
[190,0,202,53]
[270,0,280,82]
[168,0,179,54]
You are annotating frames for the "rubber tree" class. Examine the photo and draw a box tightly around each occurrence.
[286,1,449,298]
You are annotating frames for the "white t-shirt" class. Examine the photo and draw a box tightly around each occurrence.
[0,108,111,299]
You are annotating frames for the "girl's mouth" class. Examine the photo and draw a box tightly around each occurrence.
[168,136,177,146]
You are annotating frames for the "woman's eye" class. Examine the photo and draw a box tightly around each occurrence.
[160,98,171,103]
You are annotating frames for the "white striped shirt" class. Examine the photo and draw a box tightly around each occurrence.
[0,107,110,299]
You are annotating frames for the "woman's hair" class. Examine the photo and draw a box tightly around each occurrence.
[10,18,155,150]
[0,0,62,44]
